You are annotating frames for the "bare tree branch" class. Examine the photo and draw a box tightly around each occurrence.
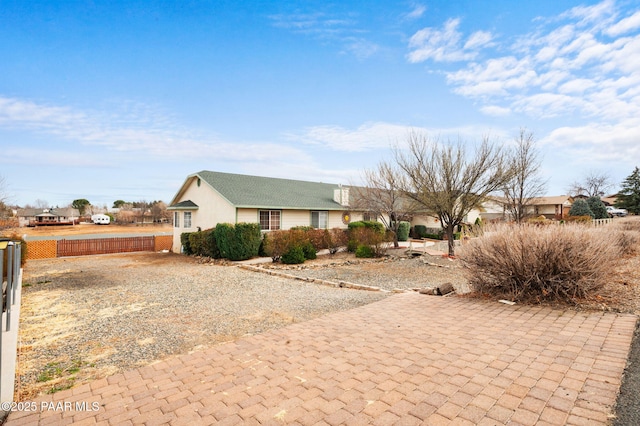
[351,161,420,247]
[501,129,547,223]
[567,170,613,197]
[394,131,514,256]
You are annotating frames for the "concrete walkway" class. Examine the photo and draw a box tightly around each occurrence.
[6,294,637,425]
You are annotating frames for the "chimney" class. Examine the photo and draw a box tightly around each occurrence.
[333,185,350,207]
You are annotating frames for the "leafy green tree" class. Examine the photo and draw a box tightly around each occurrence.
[586,196,608,219]
[113,200,127,208]
[615,166,640,214]
[71,199,91,215]
[569,199,593,218]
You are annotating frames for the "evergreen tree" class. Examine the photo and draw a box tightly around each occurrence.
[616,167,640,214]
[569,199,594,217]
[586,196,608,219]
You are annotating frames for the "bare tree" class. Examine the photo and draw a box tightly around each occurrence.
[501,129,547,223]
[567,170,613,197]
[352,161,419,248]
[0,175,9,206]
[395,132,514,256]
[34,199,50,209]
[0,175,14,227]
[150,201,170,223]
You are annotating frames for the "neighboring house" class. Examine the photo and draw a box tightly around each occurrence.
[168,171,358,253]
[527,196,573,219]
[477,196,510,222]
[16,208,80,227]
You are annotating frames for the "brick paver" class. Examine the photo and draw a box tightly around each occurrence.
[5,294,637,425]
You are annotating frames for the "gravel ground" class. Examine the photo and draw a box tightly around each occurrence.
[15,245,640,422]
[17,252,389,399]
[256,250,470,293]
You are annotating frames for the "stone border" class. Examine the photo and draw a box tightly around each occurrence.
[237,264,393,293]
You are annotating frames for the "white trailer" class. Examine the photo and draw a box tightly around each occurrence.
[91,214,111,225]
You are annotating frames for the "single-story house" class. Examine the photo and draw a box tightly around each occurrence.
[168,171,368,253]
[16,208,81,227]
[168,170,514,253]
[527,196,573,219]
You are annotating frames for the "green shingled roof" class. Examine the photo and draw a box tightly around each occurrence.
[195,170,348,210]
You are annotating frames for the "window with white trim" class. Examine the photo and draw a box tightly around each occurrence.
[259,210,281,230]
[184,212,192,228]
[311,211,328,229]
[363,212,377,222]
[174,211,180,228]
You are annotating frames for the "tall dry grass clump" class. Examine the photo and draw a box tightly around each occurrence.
[460,223,620,304]
[613,217,640,256]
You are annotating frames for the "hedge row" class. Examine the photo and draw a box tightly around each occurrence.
[181,222,261,261]
[261,228,349,264]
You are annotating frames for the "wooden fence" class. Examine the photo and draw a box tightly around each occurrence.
[57,236,155,257]
[25,235,173,260]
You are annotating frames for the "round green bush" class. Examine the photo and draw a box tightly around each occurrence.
[281,246,306,264]
[302,242,317,260]
[355,244,374,258]
[397,221,410,242]
[569,199,594,218]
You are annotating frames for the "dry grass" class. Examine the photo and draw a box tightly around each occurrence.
[7,223,171,238]
[460,222,623,304]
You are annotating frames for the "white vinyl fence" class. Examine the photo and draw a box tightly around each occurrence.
[1,240,23,409]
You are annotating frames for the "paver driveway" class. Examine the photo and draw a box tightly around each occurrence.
[6,293,637,425]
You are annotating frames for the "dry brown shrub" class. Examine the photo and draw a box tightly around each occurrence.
[616,231,640,256]
[460,223,619,304]
[611,217,640,256]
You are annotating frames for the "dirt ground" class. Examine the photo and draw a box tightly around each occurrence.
[9,223,171,237]
[11,220,640,405]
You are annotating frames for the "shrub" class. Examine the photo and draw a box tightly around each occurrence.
[262,230,288,261]
[569,199,594,218]
[616,231,639,256]
[355,244,375,258]
[214,223,262,261]
[325,228,348,254]
[213,223,234,259]
[564,215,593,224]
[188,232,206,256]
[397,221,410,242]
[301,241,317,260]
[180,232,193,255]
[348,226,390,257]
[413,225,427,239]
[460,223,619,304]
[587,196,609,219]
[281,246,306,264]
[203,228,221,258]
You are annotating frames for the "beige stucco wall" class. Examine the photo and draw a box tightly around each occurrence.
[171,178,236,252]
[237,208,350,230]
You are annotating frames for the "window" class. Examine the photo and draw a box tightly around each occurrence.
[174,212,180,228]
[184,212,192,228]
[311,211,328,229]
[363,212,377,222]
[259,210,281,230]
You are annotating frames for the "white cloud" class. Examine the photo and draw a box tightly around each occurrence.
[406,4,426,20]
[289,122,416,152]
[480,105,511,116]
[606,10,640,36]
[288,121,510,152]
[464,31,493,50]
[407,18,490,63]
[0,96,314,167]
[545,119,640,164]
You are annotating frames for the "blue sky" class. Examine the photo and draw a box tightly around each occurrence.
[1,0,639,208]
